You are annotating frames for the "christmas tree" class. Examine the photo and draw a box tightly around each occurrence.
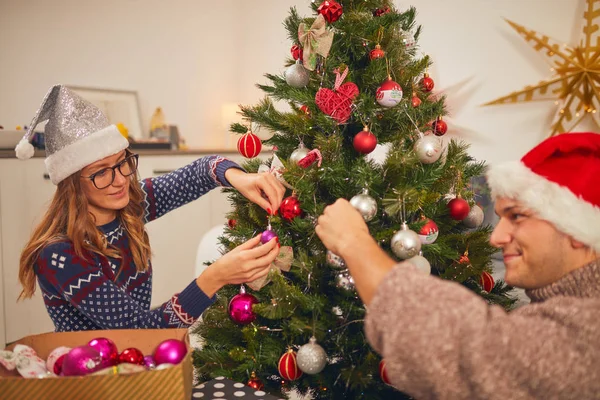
[193,1,515,398]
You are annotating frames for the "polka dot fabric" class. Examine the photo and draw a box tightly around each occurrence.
[193,377,283,399]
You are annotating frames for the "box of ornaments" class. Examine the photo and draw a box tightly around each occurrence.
[0,328,191,400]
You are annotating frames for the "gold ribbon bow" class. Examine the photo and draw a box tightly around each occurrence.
[247,246,294,291]
[298,14,334,71]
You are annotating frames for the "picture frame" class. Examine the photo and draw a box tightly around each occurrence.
[67,86,144,139]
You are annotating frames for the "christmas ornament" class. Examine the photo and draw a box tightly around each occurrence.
[143,355,156,370]
[369,44,385,60]
[289,143,310,164]
[379,360,391,385]
[349,189,378,221]
[153,339,188,366]
[479,271,495,293]
[402,30,416,48]
[280,195,303,221]
[118,348,145,366]
[237,131,262,159]
[228,219,237,229]
[62,346,102,376]
[376,77,403,108]
[448,197,471,221]
[317,0,343,23]
[335,270,355,291]
[420,73,435,92]
[432,117,448,136]
[297,336,327,374]
[228,286,258,325]
[298,148,323,168]
[247,246,294,291]
[278,349,303,381]
[46,346,71,375]
[326,250,346,269]
[373,6,391,17]
[0,344,47,378]
[418,218,439,244]
[298,14,334,71]
[260,229,278,244]
[485,5,600,136]
[407,254,431,275]
[285,60,310,88]
[300,104,311,116]
[458,252,471,266]
[391,222,422,259]
[247,371,264,390]
[291,44,302,61]
[315,67,359,124]
[463,204,484,228]
[88,337,119,369]
[414,134,442,164]
[353,126,378,154]
[411,92,421,108]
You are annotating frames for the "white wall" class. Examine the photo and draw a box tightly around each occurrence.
[0,0,591,161]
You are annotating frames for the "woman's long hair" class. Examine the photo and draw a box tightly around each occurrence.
[18,165,151,299]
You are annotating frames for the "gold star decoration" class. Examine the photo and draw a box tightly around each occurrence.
[484,0,600,137]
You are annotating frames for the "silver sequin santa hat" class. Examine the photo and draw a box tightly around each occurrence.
[15,85,129,184]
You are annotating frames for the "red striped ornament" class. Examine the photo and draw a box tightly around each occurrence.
[379,360,391,385]
[278,349,303,381]
[237,131,262,158]
[479,271,495,293]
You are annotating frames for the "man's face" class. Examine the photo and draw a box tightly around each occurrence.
[490,197,574,290]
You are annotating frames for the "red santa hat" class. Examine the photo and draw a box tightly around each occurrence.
[487,132,600,253]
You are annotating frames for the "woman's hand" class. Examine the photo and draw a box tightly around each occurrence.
[225,169,286,215]
[315,199,371,257]
[196,234,279,296]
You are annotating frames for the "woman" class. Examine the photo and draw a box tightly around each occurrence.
[16,85,284,331]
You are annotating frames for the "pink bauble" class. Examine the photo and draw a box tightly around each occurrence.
[88,337,119,368]
[153,339,188,366]
[61,346,102,376]
[144,355,157,369]
[260,229,278,244]
[228,289,259,325]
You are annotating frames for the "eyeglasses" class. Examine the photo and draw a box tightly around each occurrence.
[81,152,139,190]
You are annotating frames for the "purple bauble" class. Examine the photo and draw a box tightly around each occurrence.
[87,337,119,368]
[228,287,259,325]
[144,355,157,370]
[260,229,278,244]
[61,346,102,376]
[153,339,188,366]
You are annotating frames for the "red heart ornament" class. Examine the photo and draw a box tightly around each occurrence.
[315,82,359,124]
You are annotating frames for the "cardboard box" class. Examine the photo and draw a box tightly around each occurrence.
[0,328,192,400]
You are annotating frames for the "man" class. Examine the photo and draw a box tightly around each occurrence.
[315,132,600,399]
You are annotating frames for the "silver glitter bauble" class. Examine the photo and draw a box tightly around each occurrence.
[285,61,310,88]
[407,254,431,275]
[350,191,378,222]
[297,336,327,374]
[463,204,484,228]
[335,270,355,291]
[326,250,346,269]
[289,143,310,164]
[391,222,422,259]
[414,135,442,164]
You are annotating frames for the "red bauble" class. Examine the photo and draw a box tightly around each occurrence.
[318,0,343,23]
[247,372,264,390]
[280,196,303,221]
[432,118,448,136]
[479,271,495,292]
[418,218,439,245]
[379,360,391,385]
[228,219,237,229]
[278,349,303,381]
[118,348,145,366]
[448,197,470,221]
[369,44,385,60]
[411,92,421,108]
[237,131,262,159]
[291,44,302,61]
[353,127,378,154]
[459,254,470,265]
[421,73,435,92]
[373,6,391,17]
[300,104,311,117]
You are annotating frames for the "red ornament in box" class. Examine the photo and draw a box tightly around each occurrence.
[280,195,303,221]
[247,372,264,390]
[379,360,391,385]
[237,131,262,159]
[291,44,302,61]
[369,44,385,60]
[448,197,470,221]
[318,0,343,23]
[432,117,448,136]
[479,271,495,292]
[420,73,435,92]
[118,347,145,366]
[418,218,439,245]
[411,92,421,108]
[353,127,378,154]
[278,349,303,381]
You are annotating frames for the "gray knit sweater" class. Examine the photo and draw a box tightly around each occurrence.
[365,259,600,399]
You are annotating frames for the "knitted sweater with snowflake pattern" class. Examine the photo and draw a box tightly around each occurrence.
[35,155,240,331]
